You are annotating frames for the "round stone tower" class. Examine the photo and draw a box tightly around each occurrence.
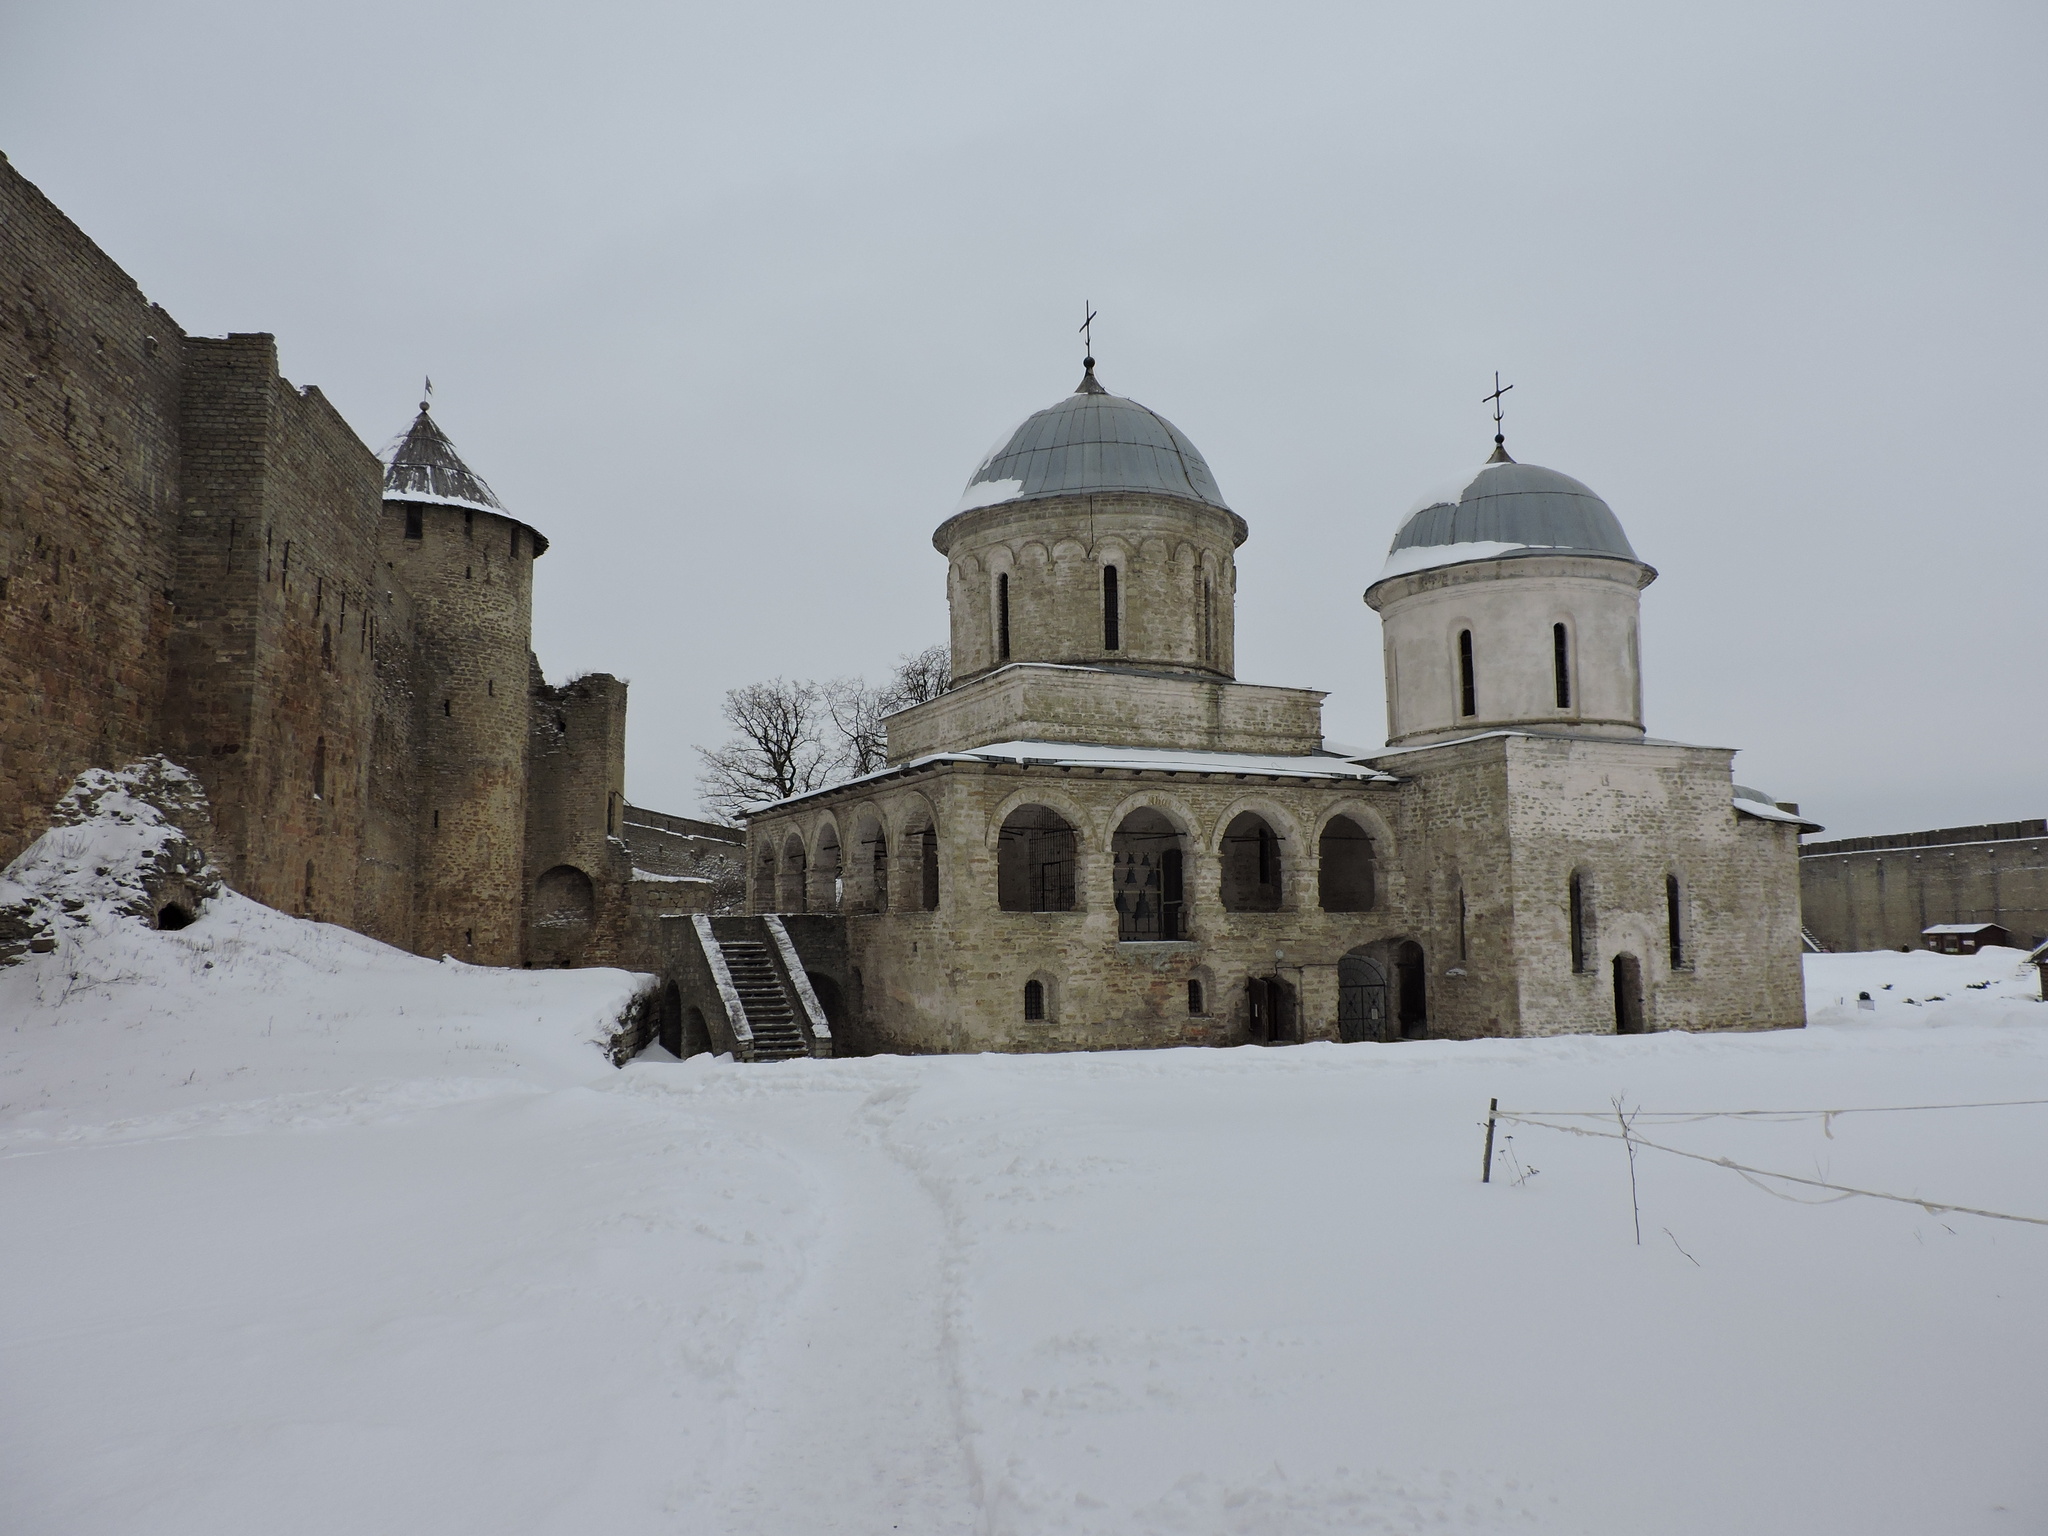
[380,402,549,965]
[934,361,1247,686]
[1364,440,1655,747]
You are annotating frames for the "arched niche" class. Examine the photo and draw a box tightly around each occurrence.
[778,834,808,912]
[1318,815,1377,912]
[1219,810,1284,912]
[1113,806,1187,941]
[814,821,843,911]
[997,804,1079,912]
[535,865,596,930]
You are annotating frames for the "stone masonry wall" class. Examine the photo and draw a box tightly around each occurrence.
[885,665,1327,763]
[166,336,383,927]
[746,761,1464,1053]
[1499,735,1805,1035]
[0,153,188,864]
[525,671,631,967]
[937,493,1244,684]
[381,499,537,964]
[1800,826,2048,953]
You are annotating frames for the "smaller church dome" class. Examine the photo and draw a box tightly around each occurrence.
[1377,454,1639,584]
[954,365,1231,515]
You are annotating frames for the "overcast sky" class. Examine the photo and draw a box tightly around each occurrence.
[6,2,2042,837]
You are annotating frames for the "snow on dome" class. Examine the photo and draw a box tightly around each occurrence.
[1375,457,1640,583]
[952,367,1230,516]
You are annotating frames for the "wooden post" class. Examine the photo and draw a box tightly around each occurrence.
[1481,1097,1498,1182]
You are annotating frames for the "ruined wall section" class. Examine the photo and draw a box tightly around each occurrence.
[381,499,536,964]
[525,671,631,966]
[0,153,187,862]
[167,336,382,926]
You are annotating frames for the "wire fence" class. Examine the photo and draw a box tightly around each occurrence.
[1483,1098,2048,1228]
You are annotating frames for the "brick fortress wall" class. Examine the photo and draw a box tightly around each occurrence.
[0,153,187,859]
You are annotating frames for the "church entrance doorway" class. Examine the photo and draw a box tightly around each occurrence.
[1337,949,1389,1043]
[1394,940,1428,1039]
[1247,975,1296,1044]
[1613,953,1645,1033]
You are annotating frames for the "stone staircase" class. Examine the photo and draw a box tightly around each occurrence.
[717,935,814,1061]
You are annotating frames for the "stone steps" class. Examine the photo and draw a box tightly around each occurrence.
[720,937,812,1060]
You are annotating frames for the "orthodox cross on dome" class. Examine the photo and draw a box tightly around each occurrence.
[1075,302,1106,394]
[421,374,433,413]
[1483,371,1515,462]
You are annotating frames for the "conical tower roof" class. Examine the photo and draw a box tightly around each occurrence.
[385,403,505,515]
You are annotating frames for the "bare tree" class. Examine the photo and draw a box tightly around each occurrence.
[697,648,950,820]
[886,644,951,710]
[694,679,836,822]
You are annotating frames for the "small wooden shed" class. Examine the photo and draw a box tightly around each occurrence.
[1921,922,2011,955]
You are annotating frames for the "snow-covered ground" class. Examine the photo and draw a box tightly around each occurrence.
[3,896,2045,1534]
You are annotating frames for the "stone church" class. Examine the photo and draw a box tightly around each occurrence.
[704,357,1816,1054]
[0,153,736,978]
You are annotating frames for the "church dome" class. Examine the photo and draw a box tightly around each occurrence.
[1376,453,1639,584]
[953,364,1231,515]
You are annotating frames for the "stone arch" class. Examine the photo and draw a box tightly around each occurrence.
[156,902,195,932]
[778,833,808,912]
[1337,947,1390,1042]
[997,803,1080,912]
[986,785,1097,853]
[846,804,889,912]
[1021,970,1059,1023]
[534,865,596,945]
[1316,812,1379,913]
[1112,802,1192,941]
[811,815,844,912]
[1219,809,1287,913]
[891,791,942,912]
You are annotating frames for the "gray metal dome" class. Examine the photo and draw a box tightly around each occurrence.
[954,366,1230,514]
[1381,455,1638,580]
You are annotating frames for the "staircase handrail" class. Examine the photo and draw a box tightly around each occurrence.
[692,915,756,1056]
[764,915,834,1056]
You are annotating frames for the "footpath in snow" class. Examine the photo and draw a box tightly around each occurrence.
[2,802,2044,1535]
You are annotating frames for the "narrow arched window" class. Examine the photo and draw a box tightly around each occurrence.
[1023,979,1045,1021]
[1458,630,1476,717]
[1569,871,1591,973]
[1187,978,1204,1015]
[997,572,1011,661]
[1103,565,1121,651]
[1553,623,1571,709]
[1667,873,1686,968]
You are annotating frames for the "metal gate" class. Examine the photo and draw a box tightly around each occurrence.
[1337,952,1389,1043]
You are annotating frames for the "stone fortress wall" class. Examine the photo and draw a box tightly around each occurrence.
[1800,820,2048,954]
[0,153,733,971]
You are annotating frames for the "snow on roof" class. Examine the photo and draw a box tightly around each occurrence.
[959,740,1396,780]
[1922,923,2007,935]
[1374,539,1549,583]
[746,739,1396,816]
[1733,796,1823,832]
